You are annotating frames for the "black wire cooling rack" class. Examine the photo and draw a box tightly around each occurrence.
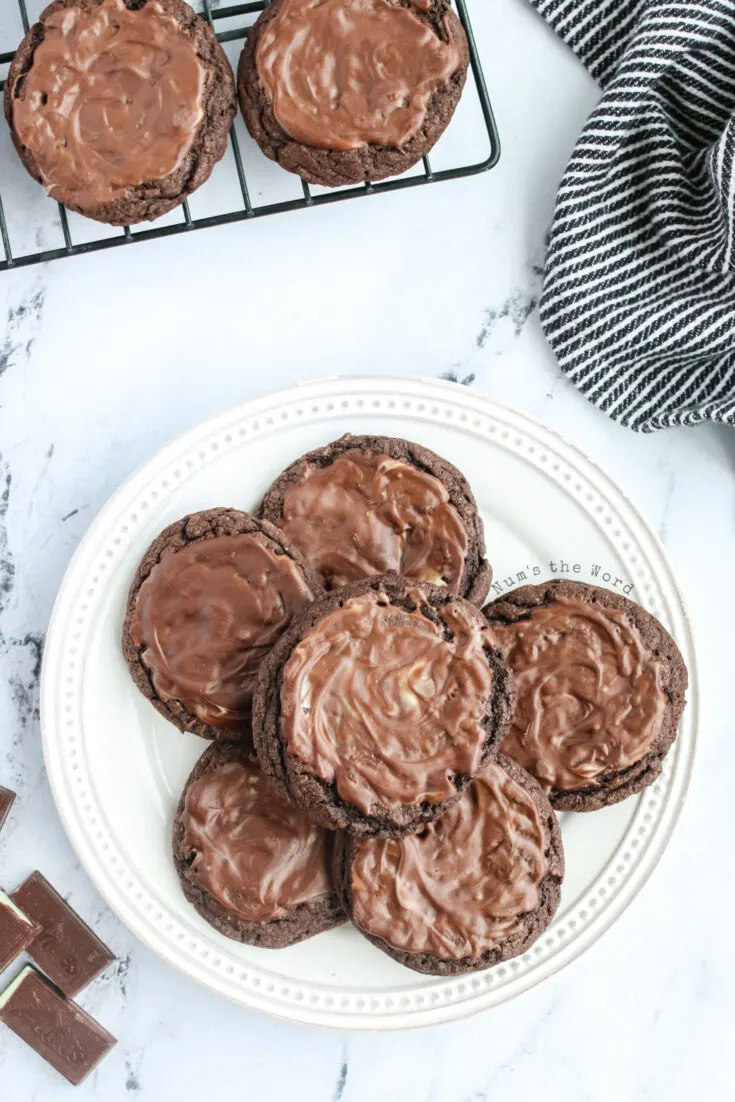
[0,0,499,271]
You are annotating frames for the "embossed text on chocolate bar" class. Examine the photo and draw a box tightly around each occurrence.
[11,871,115,997]
[0,966,117,1085]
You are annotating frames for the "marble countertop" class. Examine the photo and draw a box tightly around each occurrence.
[0,0,732,1098]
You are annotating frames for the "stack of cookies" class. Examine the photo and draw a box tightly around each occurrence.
[122,434,688,976]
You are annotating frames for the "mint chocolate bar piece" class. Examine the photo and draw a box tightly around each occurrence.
[0,888,41,972]
[0,787,15,836]
[0,966,116,1085]
[11,872,115,997]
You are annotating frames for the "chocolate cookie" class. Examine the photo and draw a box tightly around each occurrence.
[253,576,515,835]
[122,509,321,742]
[173,741,344,947]
[5,0,236,225]
[484,580,688,812]
[259,434,492,604]
[334,754,563,975]
[238,0,470,188]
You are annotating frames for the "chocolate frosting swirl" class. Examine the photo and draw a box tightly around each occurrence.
[182,757,332,920]
[280,589,493,814]
[12,0,206,208]
[255,0,461,152]
[130,532,314,725]
[493,597,668,792]
[349,761,549,959]
[279,450,468,590]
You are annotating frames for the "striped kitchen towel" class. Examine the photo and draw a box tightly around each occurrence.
[528,0,735,431]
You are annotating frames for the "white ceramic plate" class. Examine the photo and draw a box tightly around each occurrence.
[41,375,697,1030]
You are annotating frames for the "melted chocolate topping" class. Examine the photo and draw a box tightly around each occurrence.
[130,532,314,725]
[256,0,461,152]
[278,450,468,590]
[280,589,493,814]
[493,596,668,792]
[350,761,549,959]
[12,0,206,208]
[182,757,332,920]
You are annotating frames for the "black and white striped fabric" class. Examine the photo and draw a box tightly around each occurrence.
[528,0,735,431]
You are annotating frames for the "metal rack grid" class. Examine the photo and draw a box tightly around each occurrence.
[0,0,500,271]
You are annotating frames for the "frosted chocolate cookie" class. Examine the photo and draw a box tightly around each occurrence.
[484,580,688,812]
[335,755,563,975]
[238,0,470,188]
[5,0,236,225]
[259,434,492,604]
[122,509,320,742]
[174,741,343,947]
[253,576,514,835]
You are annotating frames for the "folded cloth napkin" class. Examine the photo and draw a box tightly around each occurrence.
[528,0,735,431]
